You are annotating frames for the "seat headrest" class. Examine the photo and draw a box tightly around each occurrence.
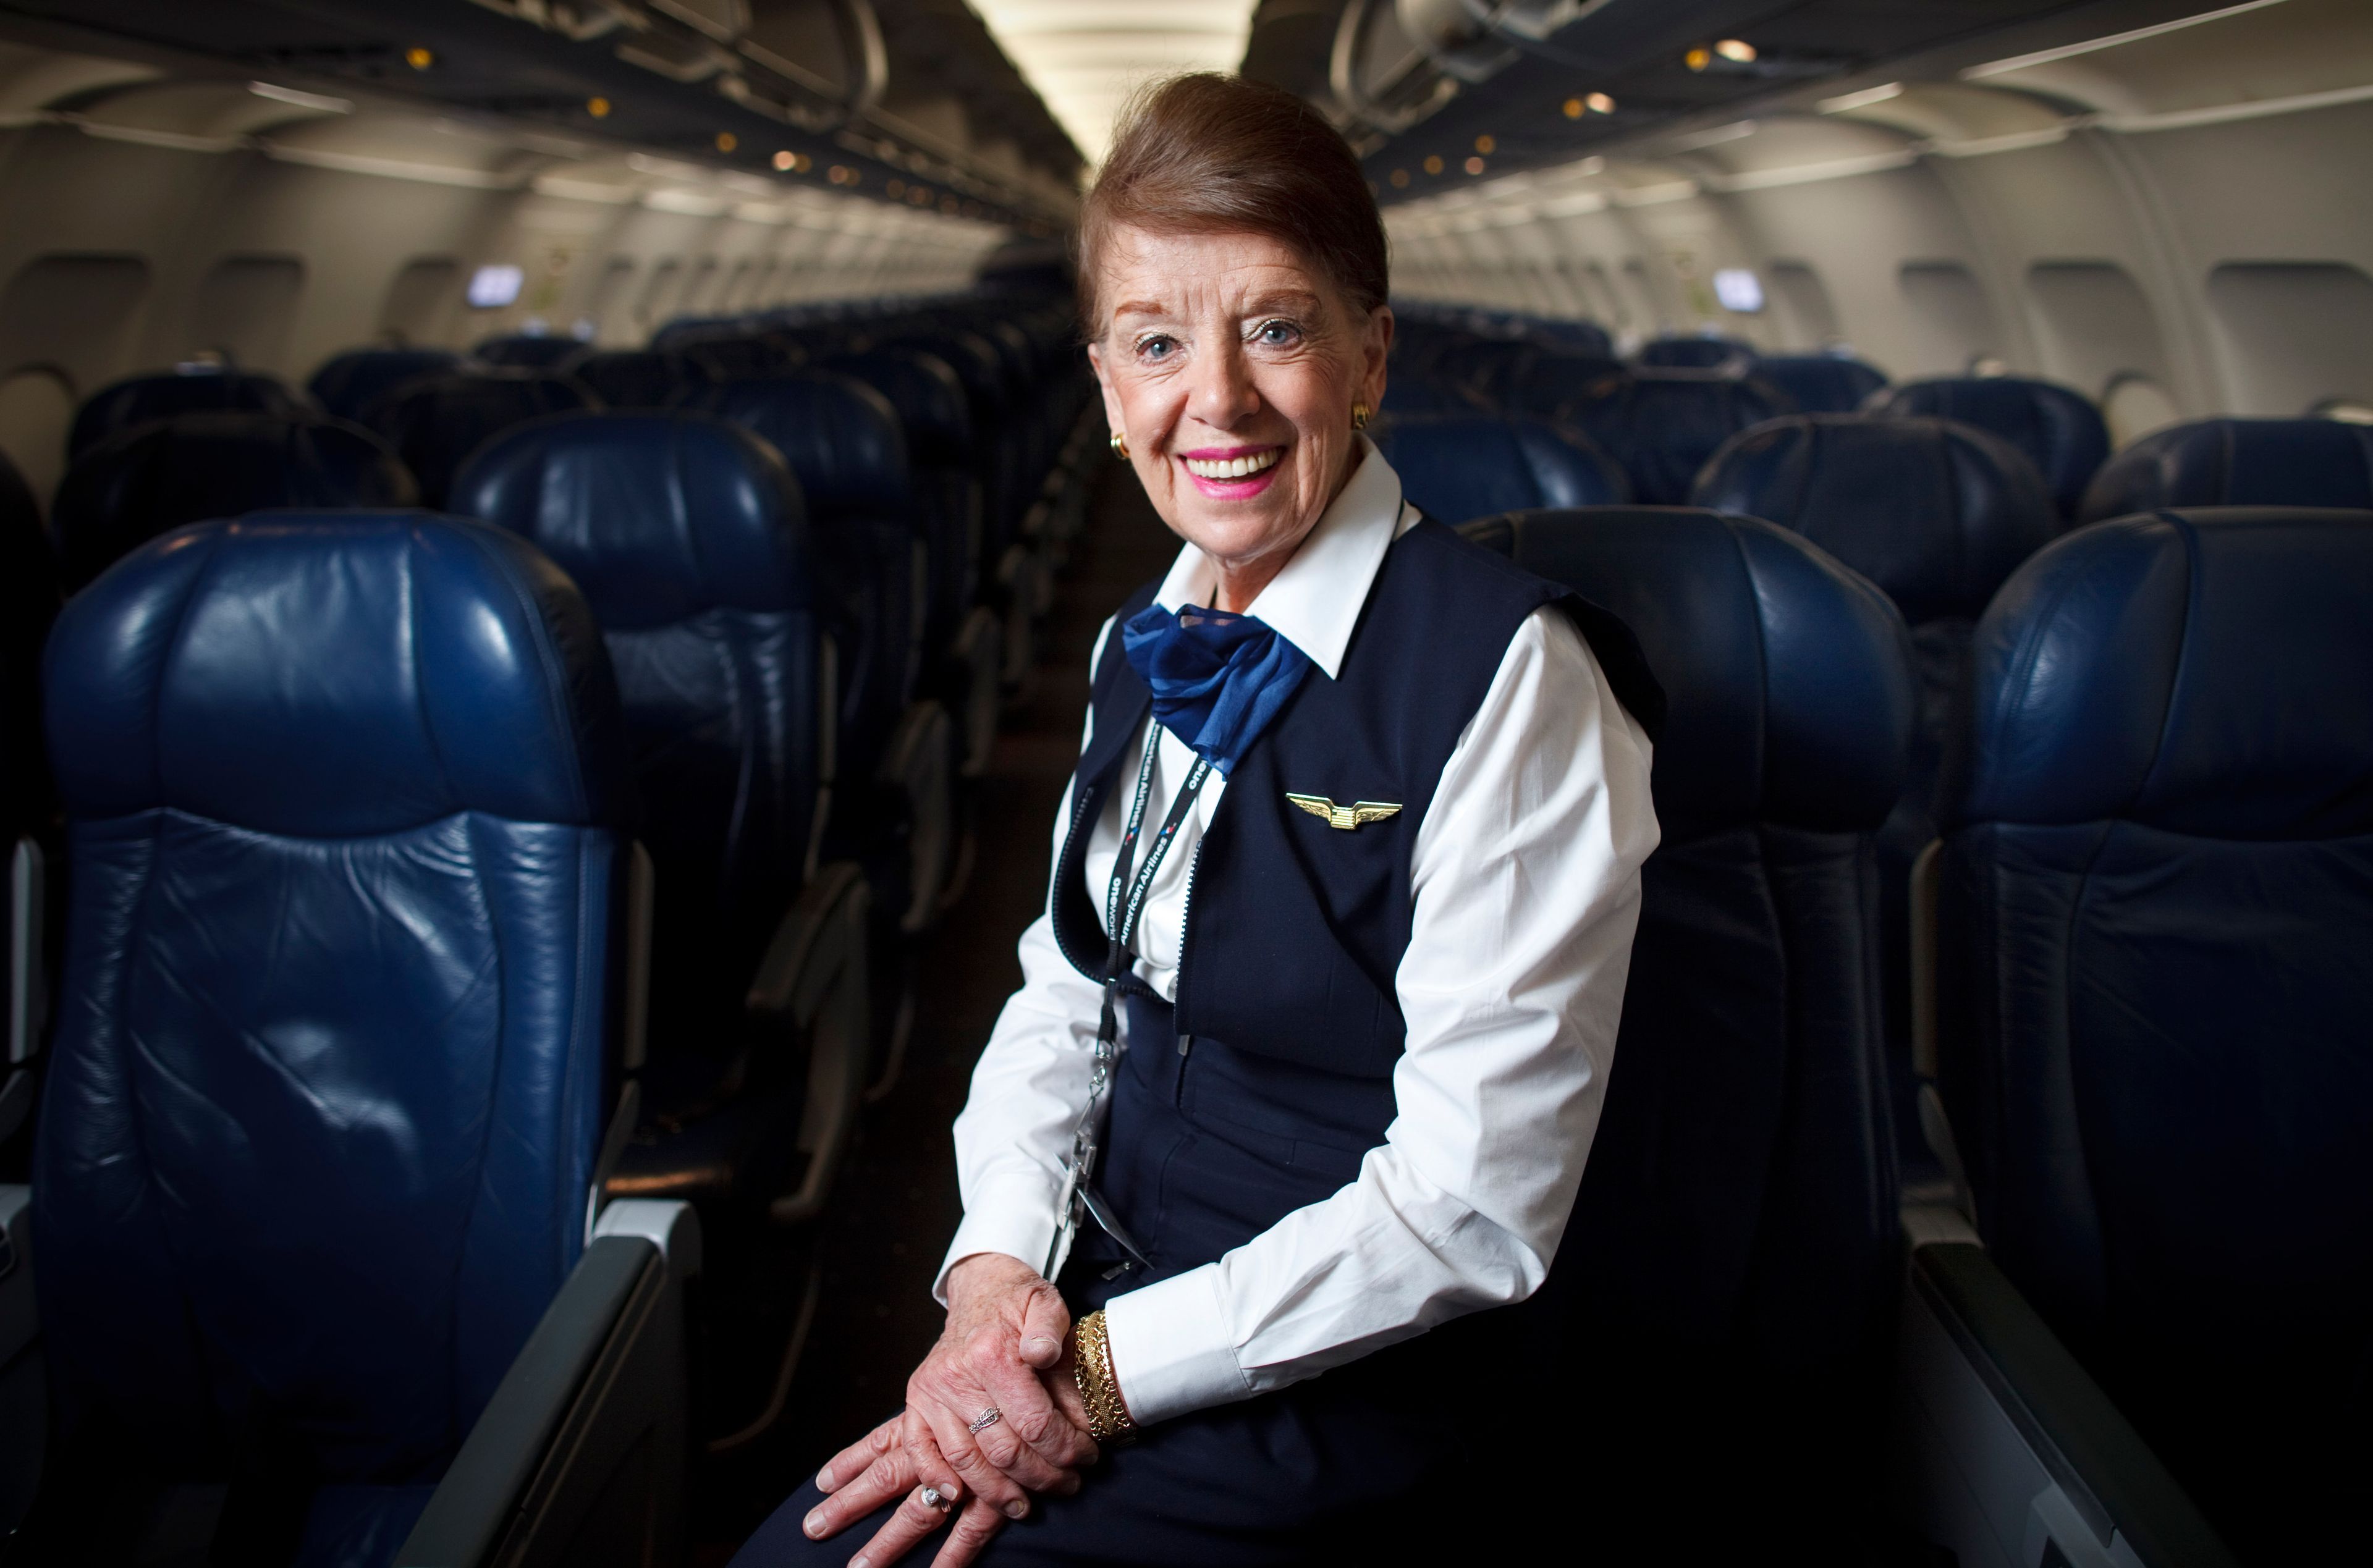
[51,410,418,592]
[45,512,630,838]
[698,371,912,515]
[1463,506,1911,833]
[2080,418,2373,522]
[1691,414,2057,624]
[1560,370,1796,505]
[1507,354,1628,416]
[564,349,715,411]
[472,334,583,370]
[1878,376,2108,518]
[70,368,302,459]
[452,410,813,629]
[305,348,463,424]
[365,369,598,506]
[1751,355,1889,415]
[1635,336,1756,372]
[1949,507,2373,838]
[826,348,973,465]
[1371,414,1628,522]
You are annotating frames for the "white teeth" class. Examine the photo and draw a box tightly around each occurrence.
[1183,449,1281,480]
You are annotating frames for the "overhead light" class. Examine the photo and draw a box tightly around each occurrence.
[586,96,611,117]
[1562,96,1584,119]
[1464,155,1486,174]
[1423,154,1445,174]
[1964,0,2289,78]
[405,47,434,70]
[715,132,737,152]
[1685,46,1711,71]
[1715,39,1757,63]
[772,149,795,170]
[1585,92,1616,114]
[1474,134,1496,154]
[886,179,905,197]
[1390,168,1410,187]
[1819,82,1905,114]
[248,82,352,114]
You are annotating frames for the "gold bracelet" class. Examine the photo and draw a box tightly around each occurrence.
[1071,1310,1137,1446]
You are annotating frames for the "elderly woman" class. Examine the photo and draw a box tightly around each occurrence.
[735,73,1660,1566]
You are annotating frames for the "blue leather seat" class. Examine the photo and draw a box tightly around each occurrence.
[305,347,462,424]
[1502,353,1628,417]
[1561,368,1795,504]
[827,347,983,641]
[69,366,303,459]
[1877,376,2109,520]
[565,348,716,411]
[363,367,596,507]
[472,332,585,369]
[1753,353,1889,414]
[452,412,876,1211]
[1370,413,1628,521]
[1933,506,2373,1562]
[677,332,798,384]
[2,450,54,1148]
[49,410,417,591]
[1465,505,1911,1551]
[26,510,656,1566]
[1635,335,1756,372]
[1377,377,1477,416]
[2079,416,2373,521]
[1693,413,2055,1152]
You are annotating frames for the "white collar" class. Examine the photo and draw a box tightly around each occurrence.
[1151,437,1413,681]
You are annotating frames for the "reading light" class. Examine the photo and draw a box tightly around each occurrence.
[1464,155,1486,174]
[405,47,434,70]
[587,96,611,117]
[1390,169,1410,187]
[715,132,737,152]
[1685,46,1711,71]
[773,150,795,170]
[1585,93,1615,114]
[1423,154,1445,175]
[1474,134,1496,154]
[1715,39,1756,63]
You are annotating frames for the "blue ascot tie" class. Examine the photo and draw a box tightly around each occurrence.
[1120,602,1313,773]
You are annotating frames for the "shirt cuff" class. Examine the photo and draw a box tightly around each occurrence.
[1099,1263,1250,1426]
[933,1170,1064,1304]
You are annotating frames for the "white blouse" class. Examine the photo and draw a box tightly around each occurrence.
[937,442,1660,1425]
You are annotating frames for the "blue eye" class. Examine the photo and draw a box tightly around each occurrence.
[1136,334,1177,361]
[1255,319,1300,346]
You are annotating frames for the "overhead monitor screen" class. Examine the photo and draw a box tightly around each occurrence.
[467,263,523,308]
[1714,268,1764,313]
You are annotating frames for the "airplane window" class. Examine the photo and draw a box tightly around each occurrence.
[466,264,524,309]
[378,256,458,346]
[2026,261,2171,411]
[585,256,637,345]
[189,255,303,373]
[1900,261,2000,376]
[635,258,682,327]
[0,363,74,507]
[2309,397,2373,425]
[2207,261,2373,416]
[1714,268,1764,313]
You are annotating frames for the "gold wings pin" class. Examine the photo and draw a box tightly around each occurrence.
[1286,793,1403,832]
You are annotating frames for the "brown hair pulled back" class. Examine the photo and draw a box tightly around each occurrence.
[1077,73,1389,337]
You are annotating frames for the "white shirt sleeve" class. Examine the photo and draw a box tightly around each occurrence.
[932,621,1115,1300]
[1098,604,1660,1423]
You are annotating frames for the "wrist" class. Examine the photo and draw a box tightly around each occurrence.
[1070,1309,1137,1445]
[944,1250,1038,1310]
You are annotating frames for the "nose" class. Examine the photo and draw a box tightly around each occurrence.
[1187,335,1261,430]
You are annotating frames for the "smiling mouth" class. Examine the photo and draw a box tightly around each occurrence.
[1182,449,1282,480]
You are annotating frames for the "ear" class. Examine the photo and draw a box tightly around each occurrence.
[1087,339,1126,437]
[1356,305,1394,415]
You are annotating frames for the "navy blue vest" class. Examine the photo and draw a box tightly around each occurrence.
[1051,518,1660,1273]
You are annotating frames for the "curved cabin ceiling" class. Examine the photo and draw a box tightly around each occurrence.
[970,1,1261,165]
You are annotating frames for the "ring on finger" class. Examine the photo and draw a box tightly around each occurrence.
[967,1407,1003,1436]
[918,1485,952,1513]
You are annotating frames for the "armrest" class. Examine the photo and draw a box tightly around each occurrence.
[0,1184,36,1537]
[397,1200,699,1568]
[745,862,873,1224]
[876,699,956,934]
[1896,1241,2240,1568]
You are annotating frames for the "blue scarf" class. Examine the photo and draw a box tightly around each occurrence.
[1120,601,1313,774]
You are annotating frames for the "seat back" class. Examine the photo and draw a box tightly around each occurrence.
[305,347,462,424]
[1753,353,1889,413]
[1369,413,1628,521]
[69,368,303,460]
[2079,416,2373,521]
[1878,375,2109,519]
[1635,334,1756,371]
[472,333,584,369]
[1,449,54,843]
[452,411,827,1019]
[1934,507,2373,1561]
[1502,352,1628,416]
[697,373,919,770]
[50,410,418,591]
[828,347,981,635]
[1466,504,1911,1538]
[363,368,596,507]
[564,348,716,410]
[1694,413,2056,1132]
[1561,368,1795,504]
[35,511,631,1484]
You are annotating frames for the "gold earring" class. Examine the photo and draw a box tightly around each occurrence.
[1351,402,1371,431]
[1110,429,1130,460]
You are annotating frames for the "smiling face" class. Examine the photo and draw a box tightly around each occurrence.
[1086,226,1391,610]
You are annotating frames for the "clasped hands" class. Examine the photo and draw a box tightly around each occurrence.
[799,1253,1099,1568]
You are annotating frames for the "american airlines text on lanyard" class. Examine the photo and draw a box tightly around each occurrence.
[1043,719,1212,1279]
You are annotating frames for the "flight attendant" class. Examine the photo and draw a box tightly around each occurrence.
[738,71,1660,1566]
